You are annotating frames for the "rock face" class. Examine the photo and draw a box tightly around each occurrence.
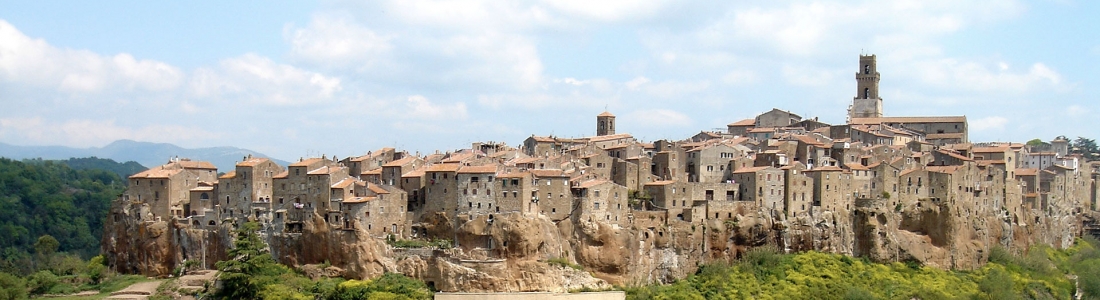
[103,184,1091,291]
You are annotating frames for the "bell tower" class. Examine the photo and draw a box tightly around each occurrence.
[848,54,883,121]
[597,111,615,136]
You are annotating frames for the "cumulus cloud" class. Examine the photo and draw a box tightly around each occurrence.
[286,14,392,69]
[911,59,1064,94]
[0,20,182,93]
[189,53,342,105]
[406,95,468,120]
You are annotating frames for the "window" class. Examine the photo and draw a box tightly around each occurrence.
[594,202,600,209]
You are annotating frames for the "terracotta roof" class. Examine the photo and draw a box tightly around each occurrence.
[367,183,390,194]
[588,133,633,142]
[220,170,237,179]
[794,135,825,146]
[899,168,923,177]
[129,167,183,179]
[458,165,498,174]
[402,168,427,178]
[331,178,356,189]
[528,136,556,142]
[427,163,461,172]
[190,186,214,192]
[308,166,343,175]
[597,111,615,117]
[727,118,755,127]
[644,180,675,186]
[343,196,376,204]
[361,168,382,175]
[926,165,961,174]
[530,169,567,177]
[936,149,972,161]
[273,170,289,179]
[383,156,418,167]
[850,116,967,125]
[748,127,776,133]
[236,157,271,167]
[349,148,395,162]
[290,158,325,167]
[442,152,477,163]
[176,160,217,170]
[845,163,870,171]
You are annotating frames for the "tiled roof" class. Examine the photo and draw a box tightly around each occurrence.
[427,163,461,172]
[597,111,615,117]
[401,168,427,178]
[727,118,755,127]
[383,156,418,167]
[331,178,356,189]
[219,170,237,179]
[289,158,324,167]
[236,157,271,167]
[457,165,498,174]
[645,180,675,186]
[273,170,289,179]
[588,133,633,142]
[530,169,567,177]
[176,160,217,170]
[343,196,376,204]
[129,167,183,179]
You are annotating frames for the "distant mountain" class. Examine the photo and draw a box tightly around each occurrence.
[0,140,290,172]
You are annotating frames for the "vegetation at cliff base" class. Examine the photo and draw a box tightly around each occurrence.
[210,222,432,300]
[625,237,1100,299]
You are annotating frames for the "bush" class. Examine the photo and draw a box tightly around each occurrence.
[27,270,57,295]
[546,257,582,270]
[329,273,432,300]
[0,272,27,300]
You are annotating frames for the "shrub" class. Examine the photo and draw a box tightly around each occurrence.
[0,272,27,300]
[546,257,583,270]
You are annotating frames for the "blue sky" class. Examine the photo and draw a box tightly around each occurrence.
[1,0,1097,161]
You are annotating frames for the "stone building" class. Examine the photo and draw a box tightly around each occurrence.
[126,159,218,220]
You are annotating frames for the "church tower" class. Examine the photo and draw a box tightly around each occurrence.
[848,54,883,121]
[597,111,615,136]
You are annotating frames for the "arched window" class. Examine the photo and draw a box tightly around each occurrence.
[200,193,209,200]
[864,88,870,99]
[864,65,870,74]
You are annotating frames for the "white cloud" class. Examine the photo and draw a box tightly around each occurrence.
[286,14,392,69]
[1067,105,1089,117]
[189,53,342,105]
[0,20,182,93]
[911,59,1064,94]
[782,64,838,87]
[971,116,1009,131]
[540,0,671,22]
[406,95,468,120]
[625,76,650,90]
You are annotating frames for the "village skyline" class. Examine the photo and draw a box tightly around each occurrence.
[1,1,1098,160]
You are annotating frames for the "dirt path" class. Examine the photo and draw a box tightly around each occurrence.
[105,280,162,300]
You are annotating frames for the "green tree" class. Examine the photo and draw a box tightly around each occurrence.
[0,272,27,300]
[215,222,286,299]
[1026,138,1045,147]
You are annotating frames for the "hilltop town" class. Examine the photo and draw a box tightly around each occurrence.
[102,55,1100,292]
